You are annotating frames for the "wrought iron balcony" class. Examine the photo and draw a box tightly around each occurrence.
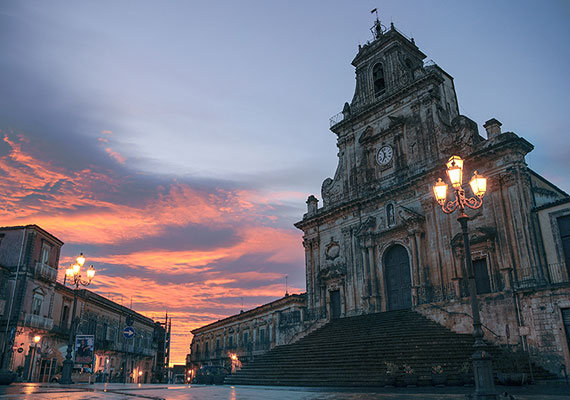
[34,262,57,282]
[23,313,54,330]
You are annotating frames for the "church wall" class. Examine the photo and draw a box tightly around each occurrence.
[537,200,570,274]
[293,24,570,376]
[520,287,570,374]
[417,286,570,375]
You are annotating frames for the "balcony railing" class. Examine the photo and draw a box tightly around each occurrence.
[304,307,327,322]
[417,263,569,304]
[23,313,54,330]
[546,262,569,284]
[279,310,301,327]
[34,262,57,282]
[254,341,270,351]
[513,263,569,289]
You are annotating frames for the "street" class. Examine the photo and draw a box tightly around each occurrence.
[0,383,569,400]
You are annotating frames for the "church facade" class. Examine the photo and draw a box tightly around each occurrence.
[294,22,570,373]
[191,22,570,375]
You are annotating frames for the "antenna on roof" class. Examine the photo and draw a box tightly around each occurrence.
[285,275,289,297]
[370,8,386,39]
[240,297,244,313]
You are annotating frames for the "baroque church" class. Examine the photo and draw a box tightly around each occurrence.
[190,20,570,379]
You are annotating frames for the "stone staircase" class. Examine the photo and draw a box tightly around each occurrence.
[225,309,553,386]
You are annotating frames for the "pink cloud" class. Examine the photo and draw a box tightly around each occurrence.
[0,131,306,366]
[105,147,126,164]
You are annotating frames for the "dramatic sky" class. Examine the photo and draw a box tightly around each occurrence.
[1,1,568,365]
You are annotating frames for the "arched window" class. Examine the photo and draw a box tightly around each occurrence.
[373,63,386,97]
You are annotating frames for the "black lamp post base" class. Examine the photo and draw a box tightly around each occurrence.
[472,350,497,399]
[59,359,74,384]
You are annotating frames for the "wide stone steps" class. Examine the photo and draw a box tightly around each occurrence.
[225,309,553,386]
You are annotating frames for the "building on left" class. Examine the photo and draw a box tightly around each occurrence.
[0,225,169,383]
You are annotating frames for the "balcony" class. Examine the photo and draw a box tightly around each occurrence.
[513,264,569,290]
[23,313,54,330]
[34,262,57,282]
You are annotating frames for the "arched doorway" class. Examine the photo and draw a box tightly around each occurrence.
[384,245,412,310]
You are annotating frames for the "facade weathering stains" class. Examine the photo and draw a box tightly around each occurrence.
[192,22,570,376]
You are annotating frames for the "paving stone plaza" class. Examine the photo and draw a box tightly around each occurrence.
[0,383,569,400]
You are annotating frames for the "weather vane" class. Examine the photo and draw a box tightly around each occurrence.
[370,8,386,39]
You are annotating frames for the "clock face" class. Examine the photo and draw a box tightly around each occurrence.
[376,145,393,166]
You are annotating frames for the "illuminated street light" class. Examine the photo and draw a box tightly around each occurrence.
[60,254,96,385]
[27,335,41,382]
[433,156,495,399]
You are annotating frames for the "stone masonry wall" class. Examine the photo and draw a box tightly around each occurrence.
[519,287,570,374]
[417,287,570,375]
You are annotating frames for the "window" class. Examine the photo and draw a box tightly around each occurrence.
[215,338,220,350]
[41,243,51,265]
[373,63,386,97]
[243,331,249,345]
[558,215,570,271]
[87,319,97,335]
[61,305,70,325]
[387,204,395,226]
[259,328,265,343]
[228,335,233,348]
[32,293,43,315]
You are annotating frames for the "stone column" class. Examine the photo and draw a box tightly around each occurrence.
[368,246,378,296]
[361,245,371,297]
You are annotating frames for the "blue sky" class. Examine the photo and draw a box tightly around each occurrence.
[0,0,568,363]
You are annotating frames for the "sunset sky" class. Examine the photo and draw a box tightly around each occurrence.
[1,1,568,365]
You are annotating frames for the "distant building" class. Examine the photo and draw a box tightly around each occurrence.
[0,225,63,376]
[189,294,306,372]
[189,21,570,377]
[0,224,167,382]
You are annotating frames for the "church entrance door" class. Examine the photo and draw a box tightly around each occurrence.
[330,290,341,319]
[384,245,412,310]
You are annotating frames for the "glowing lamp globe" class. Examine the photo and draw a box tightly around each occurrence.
[469,171,487,198]
[76,253,86,267]
[446,155,464,171]
[66,267,74,278]
[446,156,464,188]
[72,263,81,275]
[433,178,448,204]
[33,335,41,344]
[87,265,96,281]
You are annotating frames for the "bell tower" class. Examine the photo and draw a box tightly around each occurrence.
[323,16,472,209]
[351,17,428,109]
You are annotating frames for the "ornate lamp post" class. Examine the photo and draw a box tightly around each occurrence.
[433,156,496,399]
[27,335,41,382]
[59,253,95,385]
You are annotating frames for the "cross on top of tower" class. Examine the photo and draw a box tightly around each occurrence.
[370,8,386,40]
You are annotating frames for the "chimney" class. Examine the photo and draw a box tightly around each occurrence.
[306,195,318,216]
[483,118,502,139]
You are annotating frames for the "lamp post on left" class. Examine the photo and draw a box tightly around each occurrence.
[59,253,95,385]
[27,335,41,382]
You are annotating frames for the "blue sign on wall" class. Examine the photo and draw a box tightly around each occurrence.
[123,326,136,339]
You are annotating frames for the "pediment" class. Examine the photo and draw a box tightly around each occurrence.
[451,226,496,248]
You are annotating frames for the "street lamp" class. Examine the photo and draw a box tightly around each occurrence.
[59,253,95,385]
[27,335,41,382]
[433,156,496,399]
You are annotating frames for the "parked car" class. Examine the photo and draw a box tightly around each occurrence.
[192,366,229,385]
